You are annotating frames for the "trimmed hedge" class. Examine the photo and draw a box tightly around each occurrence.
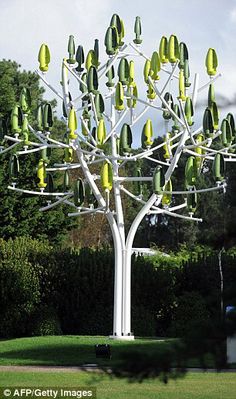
[0,237,235,338]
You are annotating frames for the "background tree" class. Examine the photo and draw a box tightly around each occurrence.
[0,60,75,243]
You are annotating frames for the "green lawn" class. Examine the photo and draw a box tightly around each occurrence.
[0,335,172,367]
[0,371,235,399]
[0,336,235,399]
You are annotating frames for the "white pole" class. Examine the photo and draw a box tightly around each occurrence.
[76,147,123,337]
[192,73,199,109]
[124,194,162,336]
[110,90,126,337]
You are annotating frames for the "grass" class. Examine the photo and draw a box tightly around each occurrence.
[0,335,173,367]
[0,336,235,398]
[0,371,236,399]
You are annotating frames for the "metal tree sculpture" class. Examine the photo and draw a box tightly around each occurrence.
[1,14,235,339]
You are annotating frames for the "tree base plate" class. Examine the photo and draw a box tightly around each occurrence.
[109,334,135,340]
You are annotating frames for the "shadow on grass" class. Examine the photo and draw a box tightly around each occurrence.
[0,344,99,366]
[0,333,229,384]
[0,340,188,384]
[0,339,172,366]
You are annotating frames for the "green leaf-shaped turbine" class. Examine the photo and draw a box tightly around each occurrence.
[134,16,142,45]
[97,118,106,146]
[9,154,20,180]
[43,103,53,132]
[94,93,105,120]
[179,42,188,69]
[141,119,153,148]
[38,43,50,72]
[212,153,225,182]
[162,92,174,120]
[110,14,123,47]
[203,107,214,137]
[221,118,232,147]
[115,82,124,111]
[101,161,113,191]
[46,173,54,193]
[185,156,198,189]
[153,166,165,195]
[227,113,236,139]
[74,178,85,206]
[168,34,179,64]
[105,26,119,56]
[67,35,76,64]
[76,45,84,73]
[11,105,23,134]
[184,97,194,126]
[87,66,99,94]
[105,62,115,87]
[205,48,218,76]
[37,159,47,189]
[20,88,31,115]
[120,123,133,154]
[159,36,169,64]
[118,58,129,85]
[187,186,198,213]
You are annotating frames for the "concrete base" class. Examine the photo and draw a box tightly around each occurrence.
[109,335,135,340]
[227,335,236,364]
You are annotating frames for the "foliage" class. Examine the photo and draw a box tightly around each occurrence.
[150,244,214,267]
[0,237,235,339]
[30,306,62,336]
[0,60,44,119]
[168,291,210,336]
[0,237,42,337]
[0,60,75,244]
[53,247,114,335]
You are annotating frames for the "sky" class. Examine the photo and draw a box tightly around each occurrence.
[1,0,236,140]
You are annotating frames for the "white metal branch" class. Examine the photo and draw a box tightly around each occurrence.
[68,207,105,217]
[0,142,19,154]
[163,184,226,195]
[197,73,222,94]
[39,194,73,212]
[145,156,170,167]
[160,61,179,95]
[120,185,188,215]
[45,136,70,148]
[46,163,80,171]
[104,109,129,143]
[8,185,71,196]
[149,208,203,222]
[28,125,48,144]
[17,144,62,155]
[115,176,152,182]
[80,116,98,147]
[160,67,179,80]
[127,95,162,111]
[130,106,149,127]
[98,44,128,79]
[178,98,197,146]
[63,60,87,88]
[192,73,199,109]
[89,93,99,126]
[4,135,43,147]
[128,42,150,61]
[149,77,185,127]
[35,70,64,100]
